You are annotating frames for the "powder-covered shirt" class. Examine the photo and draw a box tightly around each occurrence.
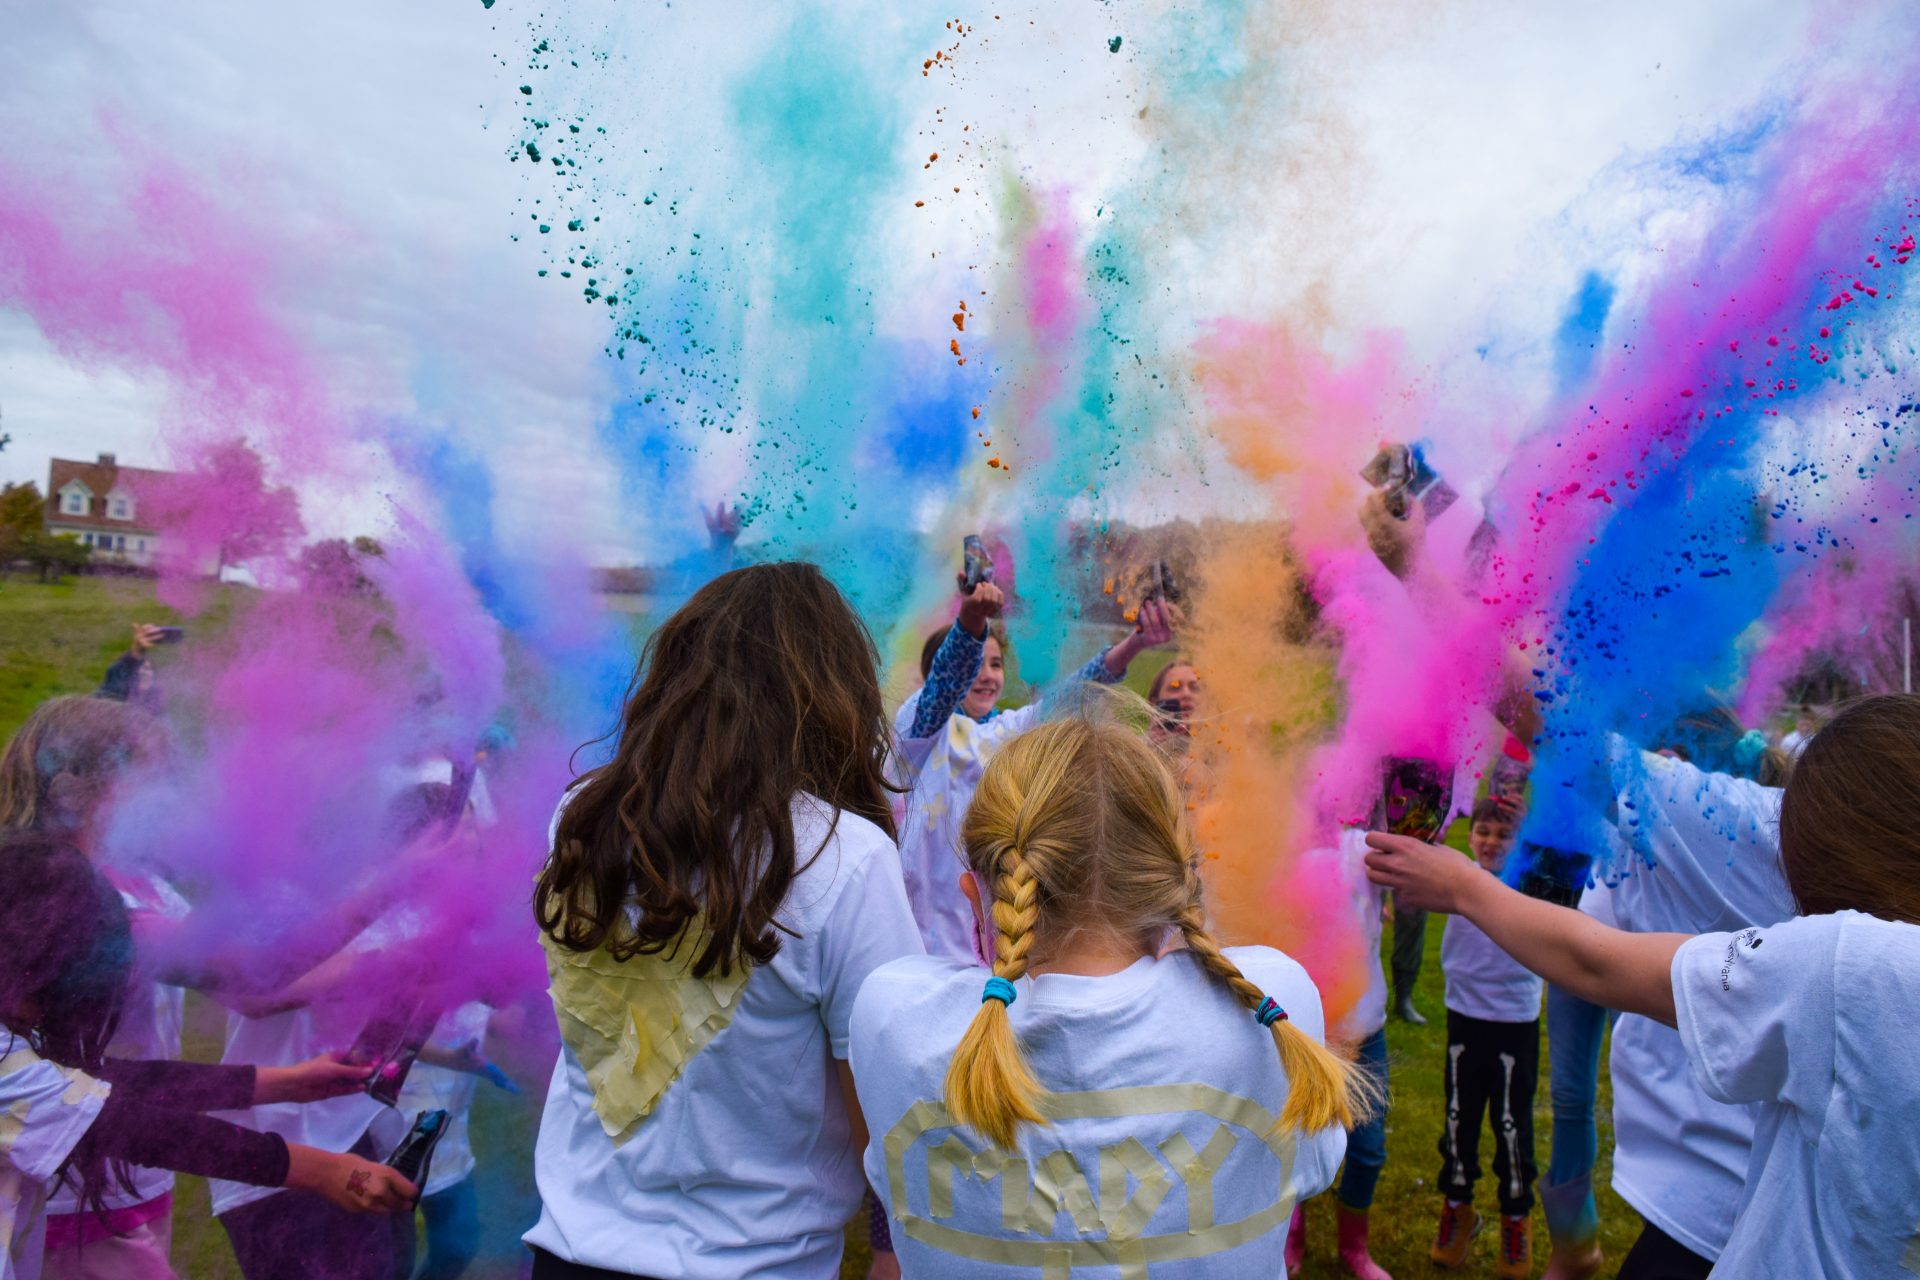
[1441,907,1542,1023]
[850,947,1346,1279]
[891,626,1119,963]
[1674,912,1920,1279]
[45,872,188,1219]
[523,794,923,1279]
[0,1041,111,1280]
[1596,735,1793,1261]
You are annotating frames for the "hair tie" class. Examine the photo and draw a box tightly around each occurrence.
[1255,996,1287,1027]
[1733,729,1768,772]
[982,976,1018,1008]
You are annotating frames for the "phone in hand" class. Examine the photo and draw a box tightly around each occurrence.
[151,626,184,644]
[962,535,994,591]
[1361,443,1458,523]
[1377,757,1453,843]
[1140,560,1182,606]
[346,1001,440,1107]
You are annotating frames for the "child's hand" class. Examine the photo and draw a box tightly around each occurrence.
[256,1052,373,1104]
[1360,488,1426,579]
[1362,832,1476,914]
[956,581,1005,637]
[286,1146,417,1213]
[1134,597,1180,646]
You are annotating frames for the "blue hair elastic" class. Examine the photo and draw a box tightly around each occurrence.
[982,976,1017,1007]
[1255,997,1287,1027]
[1733,729,1768,773]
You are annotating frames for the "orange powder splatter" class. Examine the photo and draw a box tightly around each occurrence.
[1183,526,1372,1035]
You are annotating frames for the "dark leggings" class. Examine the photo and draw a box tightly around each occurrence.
[1617,1220,1714,1280]
[529,1247,664,1279]
[219,1134,412,1280]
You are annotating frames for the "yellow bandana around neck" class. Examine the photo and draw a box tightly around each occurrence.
[540,915,750,1145]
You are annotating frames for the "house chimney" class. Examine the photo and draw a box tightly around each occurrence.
[98,452,117,467]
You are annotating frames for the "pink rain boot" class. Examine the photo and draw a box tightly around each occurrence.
[1285,1202,1307,1273]
[1336,1204,1394,1280]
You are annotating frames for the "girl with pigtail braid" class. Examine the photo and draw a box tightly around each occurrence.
[849,706,1363,1278]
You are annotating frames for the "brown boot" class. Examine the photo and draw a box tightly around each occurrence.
[1494,1214,1534,1279]
[1430,1200,1481,1270]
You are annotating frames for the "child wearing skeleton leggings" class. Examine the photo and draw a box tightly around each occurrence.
[1430,796,1539,1278]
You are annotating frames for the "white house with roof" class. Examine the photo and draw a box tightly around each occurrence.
[46,452,170,569]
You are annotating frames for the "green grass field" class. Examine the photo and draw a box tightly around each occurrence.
[4,575,1642,1277]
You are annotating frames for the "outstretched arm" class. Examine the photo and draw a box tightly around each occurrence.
[905,582,1005,739]
[1362,832,1684,1025]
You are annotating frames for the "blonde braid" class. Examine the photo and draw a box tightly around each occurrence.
[990,846,1040,980]
[1175,899,1370,1134]
[944,840,1049,1148]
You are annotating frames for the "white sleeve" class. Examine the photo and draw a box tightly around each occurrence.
[0,1049,111,1184]
[1672,915,1839,1123]
[1607,735,1792,932]
[815,834,926,1060]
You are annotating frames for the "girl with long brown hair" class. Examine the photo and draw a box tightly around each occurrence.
[523,563,923,1280]
[1366,692,1920,1280]
[850,710,1365,1278]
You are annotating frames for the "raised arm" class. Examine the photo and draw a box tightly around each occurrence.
[905,581,1005,739]
[1362,831,1685,1025]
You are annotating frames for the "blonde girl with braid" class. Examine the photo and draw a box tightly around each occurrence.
[849,713,1363,1278]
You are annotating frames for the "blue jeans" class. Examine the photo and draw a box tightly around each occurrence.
[1545,985,1608,1184]
[1337,1026,1390,1211]
[415,1179,481,1280]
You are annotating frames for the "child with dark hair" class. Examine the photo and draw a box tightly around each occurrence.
[1429,796,1539,1277]
[0,835,413,1280]
[526,563,923,1280]
[1367,692,1920,1280]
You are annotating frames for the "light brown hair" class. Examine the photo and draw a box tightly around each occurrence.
[1778,693,1920,925]
[0,696,160,834]
[944,710,1371,1148]
[538,563,899,978]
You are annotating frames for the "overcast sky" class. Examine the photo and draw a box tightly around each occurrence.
[0,0,1854,560]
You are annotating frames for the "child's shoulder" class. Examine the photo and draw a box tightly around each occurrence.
[851,956,979,1035]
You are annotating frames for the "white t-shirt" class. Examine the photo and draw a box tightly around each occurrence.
[45,873,188,1218]
[891,696,1044,964]
[1673,912,1920,1279]
[394,1002,491,1198]
[1297,829,1387,1042]
[1441,910,1542,1023]
[524,794,923,1278]
[209,961,409,1216]
[0,1041,111,1280]
[1597,737,1794,1260]
[851,947,1345,1279]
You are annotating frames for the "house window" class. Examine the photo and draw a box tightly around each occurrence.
[116,535,127,550]
[80,533,92,546]
[62,490,87,515]
[109,496,132,520]
[136,538,146,552]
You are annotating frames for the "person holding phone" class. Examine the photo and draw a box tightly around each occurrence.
[95,624,176,710]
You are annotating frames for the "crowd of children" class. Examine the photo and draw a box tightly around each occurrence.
[4,499,1916,1280]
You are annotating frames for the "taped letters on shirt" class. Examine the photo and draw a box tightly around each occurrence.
[882,1082,1300,1278]
[539,915,749,1145]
